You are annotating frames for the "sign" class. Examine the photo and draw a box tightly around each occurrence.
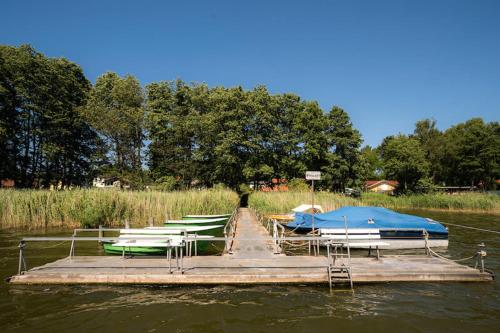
[305,171,321,180]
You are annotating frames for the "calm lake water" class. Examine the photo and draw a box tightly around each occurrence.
[1,209,499,332]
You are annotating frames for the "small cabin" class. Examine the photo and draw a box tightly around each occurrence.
[0,179,15,188]
[259,178,288,192]
[93,177,122,189]
[364,180,399,194]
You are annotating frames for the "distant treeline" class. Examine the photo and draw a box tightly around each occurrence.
[362,118,500,191]
[1,45,499,192]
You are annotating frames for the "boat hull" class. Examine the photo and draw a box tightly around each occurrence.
[288,226,449,249]
[341,239,449,250]
[102,242,167,255]
[182,214,231,220]
[160,224,224,253]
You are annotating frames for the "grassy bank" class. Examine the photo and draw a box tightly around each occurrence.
[0,189,239,229]
[249,191,500,215]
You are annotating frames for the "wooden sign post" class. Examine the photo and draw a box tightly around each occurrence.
[306,171,321,255]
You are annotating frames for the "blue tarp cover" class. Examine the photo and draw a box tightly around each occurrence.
[288,206,448,234]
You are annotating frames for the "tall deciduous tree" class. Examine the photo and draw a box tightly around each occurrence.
[323,106,363,190]
[0,44,96,187]
[441,118,500,189]
[83,72,145,183]
[380,134,429,192]
[146,80,363,190]
[359,145,382,180]
[413,119,444,182]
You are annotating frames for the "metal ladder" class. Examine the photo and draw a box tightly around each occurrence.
[327,216,353,289]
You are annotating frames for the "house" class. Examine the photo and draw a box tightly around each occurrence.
[1,179,15,188]
[255,178,289,192]
[92,177,122,189]
[364,180,399,194]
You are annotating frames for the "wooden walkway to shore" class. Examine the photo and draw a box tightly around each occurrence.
[9,208,493,285]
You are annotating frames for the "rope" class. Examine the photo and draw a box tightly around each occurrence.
[31,241,70,249]
[282,240,308,248]
[286,222,304,233]
[427,246,477,263]
[440,222,500,234]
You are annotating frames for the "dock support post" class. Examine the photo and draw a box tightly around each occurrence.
[125,219,130,229]
[168,247,172,273]
[181,246,184,274]
[423,231,430,256]
[18,241,26,275]
[98,225,103,243]
[69,237,75,258]
[475,243,486,273]
[148,217,154,227]
[317,232,320,256]
[224,230,228,253]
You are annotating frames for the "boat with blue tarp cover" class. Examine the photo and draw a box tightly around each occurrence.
[285,206,448,249]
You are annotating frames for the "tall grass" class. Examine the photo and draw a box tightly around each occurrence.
[249,191,500,215]
[0,189,239,229]
[249,191,359,214]
[361,192,500,211]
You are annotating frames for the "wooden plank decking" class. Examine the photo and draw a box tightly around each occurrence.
[8,208,493,285]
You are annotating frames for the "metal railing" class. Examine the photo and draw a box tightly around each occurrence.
[15,233,334,275]
[223,208,238,254]
[272,220,285,254]
[250,209,287,255]
[14,216,490,279]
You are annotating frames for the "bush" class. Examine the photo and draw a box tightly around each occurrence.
[154,176,178,191]
[414,177,438,194]
[238,183,253,194]
[288,178,310,192]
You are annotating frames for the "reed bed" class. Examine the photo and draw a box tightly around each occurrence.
[248,191,361,214]
[249,191,500,215]
[0,189,239,229]
[361,192,500,211]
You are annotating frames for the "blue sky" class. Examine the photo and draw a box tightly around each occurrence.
[1,0,499,146]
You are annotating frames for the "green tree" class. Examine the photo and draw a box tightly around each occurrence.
[442,118,499,189]
[359,145,382,180]
[146,80,364,191]
[83,72,145,184]
[380,134,429,192]
[413,119,444,182]
[0,44,96,187]
[147,80,208,187]
[322,106,362,191]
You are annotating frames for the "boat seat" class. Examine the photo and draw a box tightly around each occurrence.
[334,241,390,247]
[165,217,228,223]
[117,234,214,240]
[320,228,381,240]
[112,241,171,248]
[119,229,183,235]
[112,239,185,273]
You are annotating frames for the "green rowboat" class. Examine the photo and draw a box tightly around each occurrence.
[102,225,224,255]
[182,214,231,220]
[102,242,167,255]
[164,217,228,227]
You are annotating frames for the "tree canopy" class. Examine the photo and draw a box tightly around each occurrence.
[0,45,96,187]
[1,45,499,192]
[146,81,363,189]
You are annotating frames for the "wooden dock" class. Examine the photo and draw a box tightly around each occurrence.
[8,208,493,285]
